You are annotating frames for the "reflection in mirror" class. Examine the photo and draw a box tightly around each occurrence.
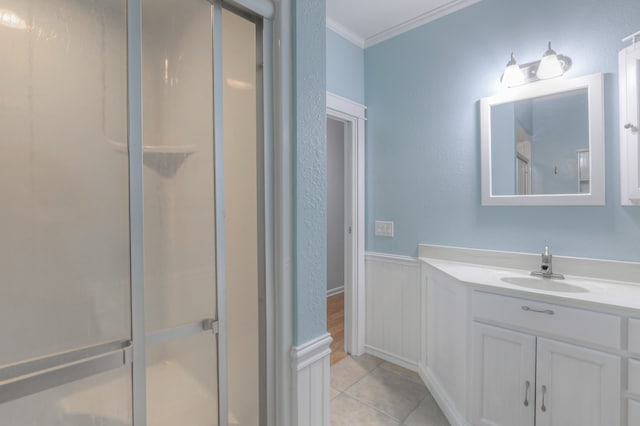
[480,73,604,206]
[491,89,589,196]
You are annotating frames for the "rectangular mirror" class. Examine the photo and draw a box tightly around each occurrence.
[480,74,605,205]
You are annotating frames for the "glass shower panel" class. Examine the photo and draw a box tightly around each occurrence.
[0,367,132,426]
[146,333,218,426]
[0,0,130,366]
[223,10,260,426]
[142,0,217,333]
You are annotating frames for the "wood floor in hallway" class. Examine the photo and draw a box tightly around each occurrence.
[327,292,347,365]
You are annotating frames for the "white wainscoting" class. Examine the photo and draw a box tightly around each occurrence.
[291,333,332,426]
[364,252,421,370]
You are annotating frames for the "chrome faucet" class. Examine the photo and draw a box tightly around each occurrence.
[531,246,565,279]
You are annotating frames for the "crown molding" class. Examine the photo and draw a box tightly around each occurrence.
[326,17,366,49]
[364,0,481,48]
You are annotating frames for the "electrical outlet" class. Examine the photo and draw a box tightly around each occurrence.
[374,220,394,237]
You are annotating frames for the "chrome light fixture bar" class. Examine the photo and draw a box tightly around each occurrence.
[501,42,572,88]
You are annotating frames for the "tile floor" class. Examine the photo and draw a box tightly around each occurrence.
[330,354,450,426]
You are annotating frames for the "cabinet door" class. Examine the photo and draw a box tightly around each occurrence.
[619,43,640,204]
[536,338,621,426]
[471,323,536,426]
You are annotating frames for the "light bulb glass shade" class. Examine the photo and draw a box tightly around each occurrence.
[537,42,564,79]
[501,53,525,87]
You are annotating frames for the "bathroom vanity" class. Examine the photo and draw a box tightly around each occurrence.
[418,245,640,426]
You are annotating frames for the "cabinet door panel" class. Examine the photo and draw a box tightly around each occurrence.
[471,323,536,426]
[619,43,640,204]
[629,400,640,426]
[536,338,620,426]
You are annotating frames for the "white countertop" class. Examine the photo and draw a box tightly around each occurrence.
[420,257,640,313]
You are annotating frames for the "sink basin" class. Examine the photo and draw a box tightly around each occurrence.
[500,276,589,293]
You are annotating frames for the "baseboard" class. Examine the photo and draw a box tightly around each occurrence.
[327,286,344,297]
[291,334,332,426]
[418,362,470,426]
[364,345,418,372]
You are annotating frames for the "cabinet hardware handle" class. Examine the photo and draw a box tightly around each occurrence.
[522,306,554,315]
[541,385,547,412]
[523,381,530,407]
[624,123,638,132]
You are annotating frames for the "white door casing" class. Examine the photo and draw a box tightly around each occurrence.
[326,92,366,356]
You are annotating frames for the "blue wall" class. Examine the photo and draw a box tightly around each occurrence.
[293,0,327,345]
[364,0,640,262]
[327,28,365,104]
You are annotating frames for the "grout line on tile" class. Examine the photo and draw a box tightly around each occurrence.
[343,391,406,423]
[398,393,431,424]
[338,392,402,424]
[343,370,424,423]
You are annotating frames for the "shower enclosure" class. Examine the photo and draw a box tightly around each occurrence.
[0,0,271,424]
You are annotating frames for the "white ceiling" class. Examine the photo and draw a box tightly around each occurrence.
[326,0,481,48]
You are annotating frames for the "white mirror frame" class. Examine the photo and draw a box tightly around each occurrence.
[480,73,605,206]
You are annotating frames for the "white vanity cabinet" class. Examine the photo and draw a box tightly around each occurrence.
[419,248,640,426]
[471,310,621,426]
[619,40,640,205]
[420,261,631,426]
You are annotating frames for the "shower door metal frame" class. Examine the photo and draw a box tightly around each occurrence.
[126,0,276,425]
[0,1,276,425]
[128,0,224,421]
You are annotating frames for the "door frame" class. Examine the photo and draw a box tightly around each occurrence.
[326,92,366,356]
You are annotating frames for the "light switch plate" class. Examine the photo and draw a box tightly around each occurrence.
[375,220,394,237]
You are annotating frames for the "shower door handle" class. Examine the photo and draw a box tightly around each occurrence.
[0,339,132,405]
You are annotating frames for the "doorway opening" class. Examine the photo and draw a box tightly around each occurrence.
[327,117,347,364]
[326,93,366,364]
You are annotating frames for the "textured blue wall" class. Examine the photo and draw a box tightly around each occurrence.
[327,28,365,104]
[364,0,640,262]
[293,0,327,345]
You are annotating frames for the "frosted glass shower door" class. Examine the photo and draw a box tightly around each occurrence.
[141,0,219,424]
[0,0,271,423]
[0,0,133,423]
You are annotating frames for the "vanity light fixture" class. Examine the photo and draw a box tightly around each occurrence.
[537,42,565,79]
[501,41,572,88]
[501,53,525,87]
